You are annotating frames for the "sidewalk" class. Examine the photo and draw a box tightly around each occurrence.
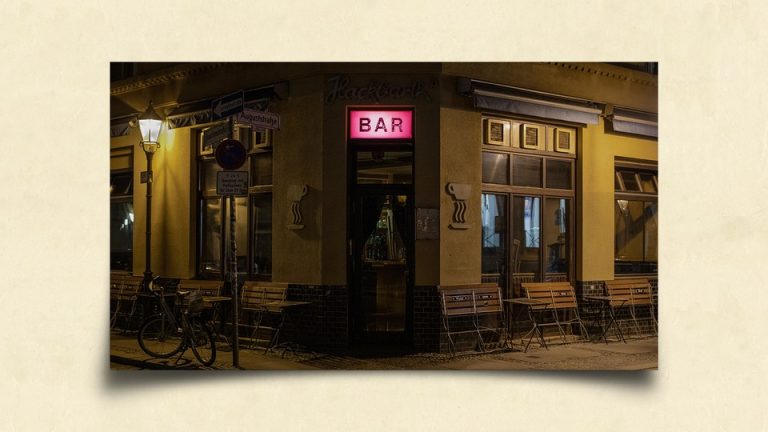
[110,333,657,371]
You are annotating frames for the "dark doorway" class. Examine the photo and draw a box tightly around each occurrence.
[349,149,414,349]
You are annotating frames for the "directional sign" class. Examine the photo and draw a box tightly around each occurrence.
[216,171,249,196]
[215,138,247,170]
[211,91,244,121]
[236,108,281,130]
[204,122,230,149]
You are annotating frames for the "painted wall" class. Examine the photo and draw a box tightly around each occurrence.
[117,126,195,279]
[439,80,483,285]
[578,118,657,281]
[272,76,325,285]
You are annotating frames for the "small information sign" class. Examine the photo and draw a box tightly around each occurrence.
[416,208,439,240]
[140,170,152,184]
[216,171,249,196]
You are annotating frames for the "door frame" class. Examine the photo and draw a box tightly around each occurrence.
[347,146,415,348]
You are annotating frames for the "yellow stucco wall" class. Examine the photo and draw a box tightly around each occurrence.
[578,118,657,281]
[439,106,482,285]
[272,76,325,285]
[121,126,194,279]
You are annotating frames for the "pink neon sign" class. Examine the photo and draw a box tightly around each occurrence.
[349,110,413,140]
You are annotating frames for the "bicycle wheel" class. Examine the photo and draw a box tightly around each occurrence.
[138,315,184,358]
[188,318,216,367]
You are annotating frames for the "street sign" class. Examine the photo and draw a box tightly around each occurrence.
[211,90,244,121]
[236,107,281,130]
[216,171,249,196]
[140,171,152,184]
[204,122,230,149]
[215,138,247,170]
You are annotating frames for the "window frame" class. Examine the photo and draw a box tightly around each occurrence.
[110,146,134,272]
[613,159,658,275]
[195,124,274,281]
[480,115,578,287]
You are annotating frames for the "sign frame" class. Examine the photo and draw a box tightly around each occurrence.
[211,90,245,121]
[214,138,247,171]
[347,106,415,144]
[236,107,281,130]
[216,171,249,196]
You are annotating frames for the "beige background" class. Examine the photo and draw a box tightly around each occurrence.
[1,0,767,430]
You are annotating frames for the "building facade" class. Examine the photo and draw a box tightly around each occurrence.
[110,62,658,353]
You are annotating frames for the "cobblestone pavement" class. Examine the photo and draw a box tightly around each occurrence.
[111,332,657,371]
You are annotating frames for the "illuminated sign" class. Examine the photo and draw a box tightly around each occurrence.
[349,110,413,140]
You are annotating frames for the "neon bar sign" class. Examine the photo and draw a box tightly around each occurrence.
[349,110,413,140]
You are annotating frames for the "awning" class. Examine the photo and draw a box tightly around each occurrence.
[607,106,658,138]
[110,115,134,138]
[458,78,602,125]
[110,82,288,135]
[165,82,288,129]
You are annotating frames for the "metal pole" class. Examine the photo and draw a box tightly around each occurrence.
[228,116,241,368]
[230,194,240,368]
[143,150,153,292]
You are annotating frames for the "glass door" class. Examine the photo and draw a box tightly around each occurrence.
[482,194,572,297]
[350,190,413,345]
[349,147,414,347]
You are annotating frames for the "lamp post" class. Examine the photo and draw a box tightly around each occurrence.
[138,100,162,292]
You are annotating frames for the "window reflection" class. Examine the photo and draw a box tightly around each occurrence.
[202,199,223,273]
[357,151,413,184]
[251,194,272,278]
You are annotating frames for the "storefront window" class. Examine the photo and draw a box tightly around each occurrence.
[614,165,658,274]
[357,151,413,184]
[481,194,507,277]
[512,155,542,187]
[110,171,133,271]
[197,126,274,279]
[482,152,509,184]
[250,194,272,278]
[481,117,576,285]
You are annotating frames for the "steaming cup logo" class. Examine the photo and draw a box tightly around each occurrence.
[447,183,472,229]
[288,184,308,230]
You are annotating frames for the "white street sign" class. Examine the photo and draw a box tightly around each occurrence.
[216,171,249,196]
[236,107,280,130]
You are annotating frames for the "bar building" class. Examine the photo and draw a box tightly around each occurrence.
[110,62,658,353]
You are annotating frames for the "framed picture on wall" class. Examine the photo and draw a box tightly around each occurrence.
[484,118,511,146]
[521,124,544,150]
[553,128,575,154]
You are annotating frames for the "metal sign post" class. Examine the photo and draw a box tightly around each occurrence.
[213,115,248,369]
[228,191,240,368]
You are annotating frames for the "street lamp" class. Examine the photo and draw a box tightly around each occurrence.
[138,100,162,291]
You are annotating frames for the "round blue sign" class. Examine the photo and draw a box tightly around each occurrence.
[215,138,247,170]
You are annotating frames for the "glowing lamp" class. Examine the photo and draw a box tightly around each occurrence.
[138,100,162,153]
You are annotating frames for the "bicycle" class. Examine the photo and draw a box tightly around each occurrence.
[137,276,217,367]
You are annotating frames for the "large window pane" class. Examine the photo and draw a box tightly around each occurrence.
[512,155,542,187]
[110,201,133,271]
[513,196,541,277]
[546,159,572,190]
[110,172,132,197]
[619,171,641,192]
[544,198,569,278]
[251,152,273,186]
[202,160,223,195]
[481,194,507,279]
[251,194,273,278]
[357,151,413,184]
[639,173,657,193]
[615,200,644,261]
[482,152,509,184]
[233,197,248,273]
[644,201,658,261]
[201,199,223,273]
